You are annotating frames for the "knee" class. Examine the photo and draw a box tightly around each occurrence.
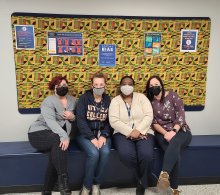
[139,150,154,163]
[118,151,137,165]
[87,148,99,161]
[100,148,111,158]
[50,133,60,146]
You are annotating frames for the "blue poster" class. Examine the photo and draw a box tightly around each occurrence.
[15,25,35,50]
[99,44,116,67]
[180,30,198,52]
[48,32,83,56]
[144,32,161,56]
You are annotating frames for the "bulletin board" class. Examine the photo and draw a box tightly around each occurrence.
[11,12,211,113]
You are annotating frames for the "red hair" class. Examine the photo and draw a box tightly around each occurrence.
[48,76,68,90]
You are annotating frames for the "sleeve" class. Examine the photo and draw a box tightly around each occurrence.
[100,96,113,138]
[76,95,95,140]
[172,92,186,127]
[109,97,133,137]
[135,94,153,135]
[41,98,69,141]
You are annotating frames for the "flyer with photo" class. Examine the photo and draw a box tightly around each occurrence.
[144,32,161,56]
[48,32,83,56]
[180,30,198,52]
[15,25,35,50]
[99,44,116,67]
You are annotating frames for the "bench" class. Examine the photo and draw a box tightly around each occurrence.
[0,135,220,194]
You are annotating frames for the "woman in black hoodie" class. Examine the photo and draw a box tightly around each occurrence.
[76,72,112,195]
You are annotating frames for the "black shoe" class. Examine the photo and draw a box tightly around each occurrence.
[136,183,145,195]
[58,173,72,195]
[41,191,52,195]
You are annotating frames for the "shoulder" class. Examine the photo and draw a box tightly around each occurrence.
[67,95,76,103]
[168,91,181,100]
[133,92,149,101]
[110,95,122,104]
[42,95,56,104]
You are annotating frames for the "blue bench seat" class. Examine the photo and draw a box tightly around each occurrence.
[0,135,220,193]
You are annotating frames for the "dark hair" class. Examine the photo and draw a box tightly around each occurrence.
[146,75,165,102]
[48,75,68,90]
[91,71,107,83]
[120,75,135,86]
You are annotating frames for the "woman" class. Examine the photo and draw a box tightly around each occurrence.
[28,76,76,195]
[76,72,112,195]
[109,76,154,195]
[146,75,192,195]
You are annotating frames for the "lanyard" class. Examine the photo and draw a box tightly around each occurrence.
[124,102,134,128]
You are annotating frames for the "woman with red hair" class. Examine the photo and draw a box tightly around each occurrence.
[28,75,76,195]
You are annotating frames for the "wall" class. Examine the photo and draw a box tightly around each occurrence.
[0,0,219,142]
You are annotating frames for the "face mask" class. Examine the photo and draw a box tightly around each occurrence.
[56,86,68,96]
[120,85,134,96]
[149,86,161,96]
[93,87,105,96]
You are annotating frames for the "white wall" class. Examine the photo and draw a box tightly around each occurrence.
[0,0,219,142]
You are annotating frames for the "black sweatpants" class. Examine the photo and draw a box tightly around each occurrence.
[155,130,192,189]
[28,130,68,191]
[113,133,155,189]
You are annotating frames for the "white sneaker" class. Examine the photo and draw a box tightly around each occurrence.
[79,186,90,195]
[91,185,101,195]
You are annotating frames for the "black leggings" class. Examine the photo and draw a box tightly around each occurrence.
[155,130,192,189]
[28,130,68,191]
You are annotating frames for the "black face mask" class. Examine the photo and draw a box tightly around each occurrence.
[149,86,161,96]
[56,86,68,96]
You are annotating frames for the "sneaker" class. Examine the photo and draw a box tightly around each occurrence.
[157,171,170,190]
[79,186,90,195]
[91,184,101,195]
[136,183,145,195]
[171,188,181,195]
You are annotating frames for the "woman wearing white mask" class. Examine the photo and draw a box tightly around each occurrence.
[76,72,112,195]
[109,76,154,195]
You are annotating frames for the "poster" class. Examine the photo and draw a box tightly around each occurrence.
[48,32,83,56]
[144,32,161,56]
[15,25,35,50]
[180,30,198,52]
[99,44,116,67]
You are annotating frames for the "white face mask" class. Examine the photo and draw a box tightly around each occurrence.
[120,85,134,96]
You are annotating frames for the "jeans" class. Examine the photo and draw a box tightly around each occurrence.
[76,135,111,189]
[28,130,68,191]
[113,133,155,189]
[155,130,192,189]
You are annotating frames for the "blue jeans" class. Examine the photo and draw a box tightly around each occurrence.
[76,135,111,189]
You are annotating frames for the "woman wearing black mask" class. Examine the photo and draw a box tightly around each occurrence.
[28,75,76,195]
[76,72,112,195]
[146,75,192,195]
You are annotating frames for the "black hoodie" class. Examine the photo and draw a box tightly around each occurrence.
[76,89,112,140]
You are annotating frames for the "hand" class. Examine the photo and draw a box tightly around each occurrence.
[59,139,70,151]
[129,129,140,139]
[98,136,106,148]
[91,138,99,149]
[63,110,75,121]
[139,134,148,140]
[164,131,176,142]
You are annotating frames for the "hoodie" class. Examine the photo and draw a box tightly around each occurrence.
[76,89,112,140]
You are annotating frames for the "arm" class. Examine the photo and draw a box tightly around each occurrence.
[76,95,95,140]
[100,97,112,138]
[41,98,69,141]
[109,98,133,137]
[172,92,186,131]
[135,94,153,135]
